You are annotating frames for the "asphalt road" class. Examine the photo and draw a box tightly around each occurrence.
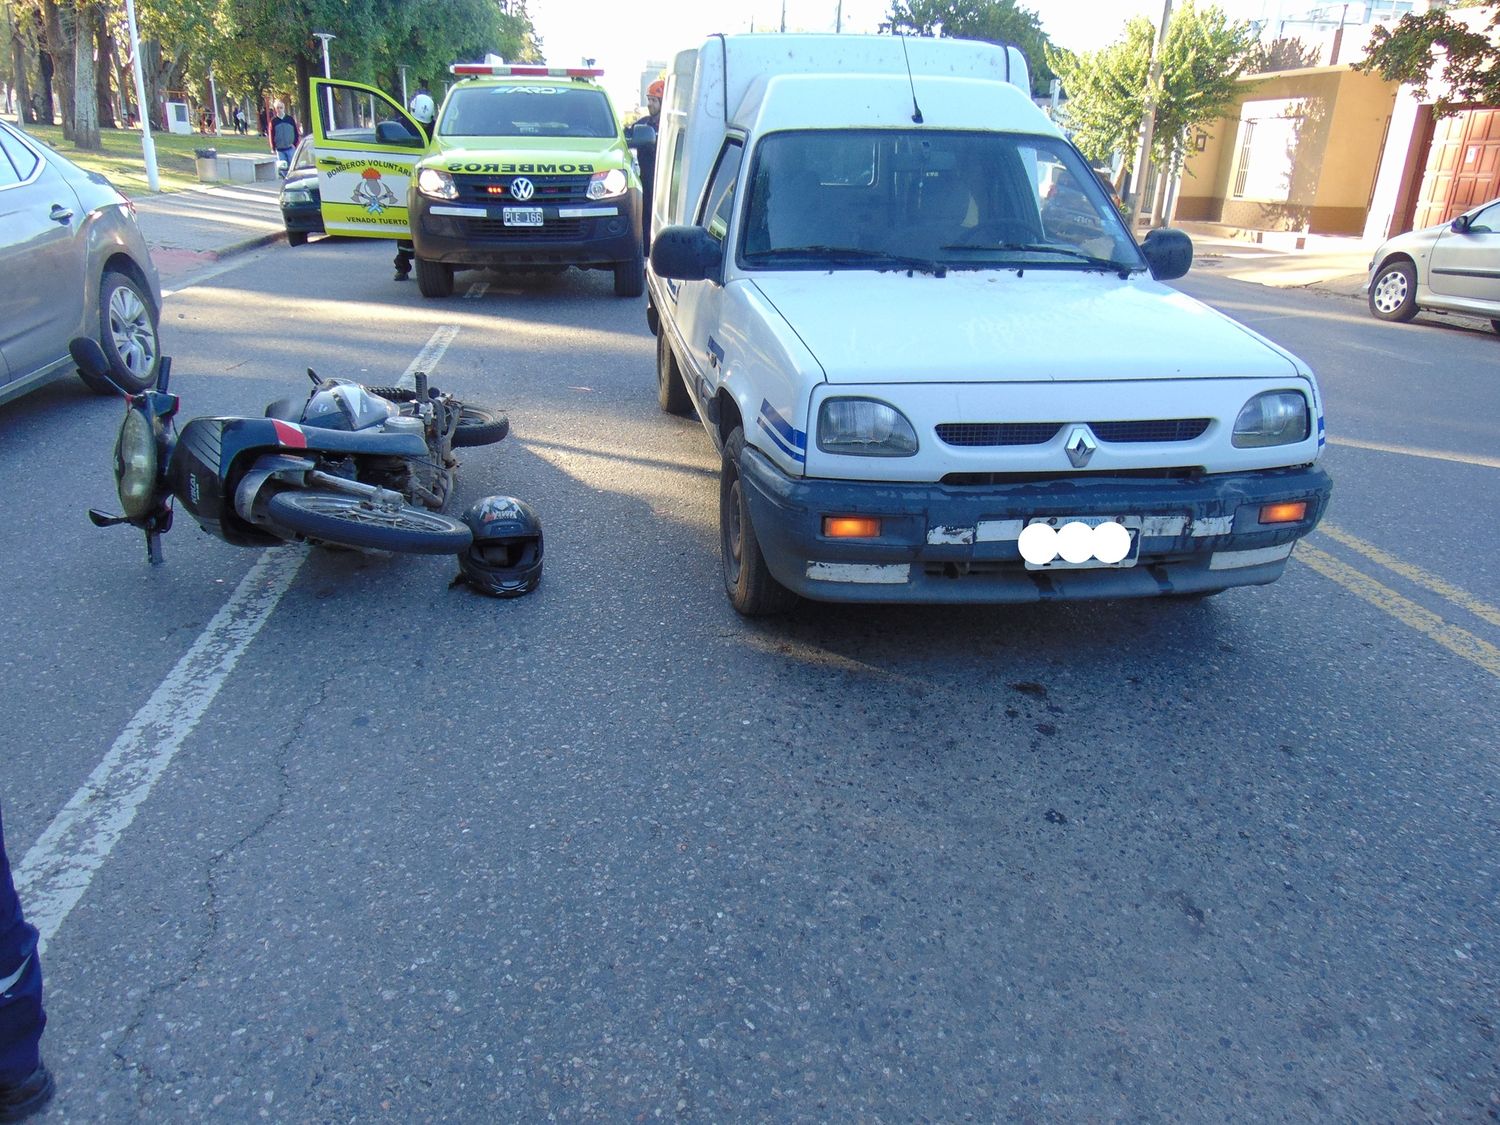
[2,240,1496,1121]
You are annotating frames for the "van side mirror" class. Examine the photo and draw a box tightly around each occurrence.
[651,226,723,283]
[630,122,657,148]
[1141,228,1193,281]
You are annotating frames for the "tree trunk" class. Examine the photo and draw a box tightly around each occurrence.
[140,37,162,130]
[7,8,33,125]
[95,8,114,128]
[295,53,314,125]
[38,49,53,123]
[41,0,72,139]
[72,1,99,149]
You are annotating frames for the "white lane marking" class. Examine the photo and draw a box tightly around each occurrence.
[397,324,460,390]
[1328,435,1500,470]
[463,282,490,299]
[16,548,307,947]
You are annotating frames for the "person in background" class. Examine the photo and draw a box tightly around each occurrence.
[637,78,665,250]
[233,106,247,135]
[268,100,299,174]
[0,806,51,1122]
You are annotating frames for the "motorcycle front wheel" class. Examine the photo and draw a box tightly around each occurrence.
[266,491,471,554]
[453,405,509,448]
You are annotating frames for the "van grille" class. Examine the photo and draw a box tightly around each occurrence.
[935,418,1210,448]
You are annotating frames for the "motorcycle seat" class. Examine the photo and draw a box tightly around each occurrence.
[264,397,303,422]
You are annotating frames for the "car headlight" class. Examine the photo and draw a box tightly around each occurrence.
[586,168,628,200]
[115,407,160,518]
[1233,391,1310,448]
[282,188,311,204]
[817,398,919,456]
[417,167,458,201]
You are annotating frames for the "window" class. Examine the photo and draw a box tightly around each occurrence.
[0,127,39,185]
[1468,202,1499,233]
[668,131,687,223]
[699,140,742,243]
[441,85,616,139]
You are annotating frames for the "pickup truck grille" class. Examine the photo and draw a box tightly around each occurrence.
[454,218,587,240]
[935,418,1211,448]
[453,174,592,205]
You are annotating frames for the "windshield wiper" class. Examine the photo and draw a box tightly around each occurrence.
[943,241,1139,276]
[750,245,947,276]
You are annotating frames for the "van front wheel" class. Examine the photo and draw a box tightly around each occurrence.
[416,257,454,298]
[720,428,798,616]
[614,252,645,297]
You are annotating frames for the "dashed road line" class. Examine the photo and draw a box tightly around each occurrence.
[397,324,460,389]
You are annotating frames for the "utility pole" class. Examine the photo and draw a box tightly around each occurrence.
[780,0,786,33]
[397,64,409,107]
[1128,0,1172,230]
[836,1,843,33]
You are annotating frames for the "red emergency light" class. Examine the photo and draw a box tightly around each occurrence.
[449,63,605,78]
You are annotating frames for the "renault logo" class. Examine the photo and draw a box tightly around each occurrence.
[509,176,535,201]
[1064,426,1098,468]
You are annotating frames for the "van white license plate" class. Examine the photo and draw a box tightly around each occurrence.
[504,208,543,227]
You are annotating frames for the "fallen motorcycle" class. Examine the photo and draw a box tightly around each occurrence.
[78,337,508,564]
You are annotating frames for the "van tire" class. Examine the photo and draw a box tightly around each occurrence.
[720,428,798,616]
[416,258,455,298]
[656,331,693,416]
[614,252,645,298]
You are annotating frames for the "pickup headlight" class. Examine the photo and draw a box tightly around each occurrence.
[817,398,919,456]
[115,408,160,518]
[281,188,311,203]
[417,167,458,201]
[1233,391,1310,448]
[586,168,628,200]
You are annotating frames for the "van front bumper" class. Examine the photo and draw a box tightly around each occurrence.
[738,448,1333,603]
[411,193,641,268]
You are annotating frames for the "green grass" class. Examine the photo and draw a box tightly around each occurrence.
[17,122,278,195]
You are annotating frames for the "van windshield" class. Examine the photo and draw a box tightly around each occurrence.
[439,85,617,139]
[741,130,1143,274]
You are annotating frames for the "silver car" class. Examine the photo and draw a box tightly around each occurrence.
[0,118,162,406]
[1367,196,1500,333]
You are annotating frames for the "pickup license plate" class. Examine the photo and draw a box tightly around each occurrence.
[1022,515,1142,570]
[503,207,543,227]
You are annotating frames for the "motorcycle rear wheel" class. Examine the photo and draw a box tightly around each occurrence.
[453,405,509,448]
[266,490,471,554]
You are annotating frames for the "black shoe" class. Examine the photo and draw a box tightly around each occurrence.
[0,1062,54,1122]
[394,271,410,281]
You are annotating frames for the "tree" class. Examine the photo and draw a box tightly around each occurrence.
[1050,3,1255,185]
[1355,2,1500,116]
[1243,36,1320,74]
[883,0,1055,96]
[73,0,99,148]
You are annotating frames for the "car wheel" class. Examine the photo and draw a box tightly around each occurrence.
[720,427,798,616]
[613,252,645,298]
[1368,259,1417,322]
[656,330,692,416]
[83,269,160,394]
[416,257,455,298]
[1491,319,1500,335]
[287,229,308,246]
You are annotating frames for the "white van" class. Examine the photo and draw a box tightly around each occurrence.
[646,34,1332,615]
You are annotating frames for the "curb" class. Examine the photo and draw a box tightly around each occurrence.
[210,229,286,259]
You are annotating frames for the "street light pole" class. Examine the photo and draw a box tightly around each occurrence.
[313,32,335,78]
[123,0,159,191]
[207,69,220,133]
[398,64,409,107]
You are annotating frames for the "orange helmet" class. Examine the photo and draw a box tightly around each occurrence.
[647,79,665,100]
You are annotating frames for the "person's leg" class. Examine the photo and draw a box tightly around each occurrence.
[393,240,414,281]
[0,807,51,1121]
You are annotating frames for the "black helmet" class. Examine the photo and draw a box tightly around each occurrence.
[456,496,543,597]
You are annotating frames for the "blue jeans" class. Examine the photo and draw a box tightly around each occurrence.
[276,147,295,174]
[0,806,44,1084]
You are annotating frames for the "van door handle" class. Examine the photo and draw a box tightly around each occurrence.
[49,204,74,224]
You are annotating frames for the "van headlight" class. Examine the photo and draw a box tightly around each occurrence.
[586,168,628,200]
[817,398,919,456]
[417,167,458,200]
[1233,391,1310,448]
[115,408,160,518]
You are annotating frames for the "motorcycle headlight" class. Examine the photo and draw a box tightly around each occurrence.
[115,407,160,518]
[817,398,919,457]
[586,168,628,200]
[1233,391,1310,448]
[417,167,458,201]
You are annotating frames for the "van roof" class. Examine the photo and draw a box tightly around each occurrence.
[740,73,1056,137]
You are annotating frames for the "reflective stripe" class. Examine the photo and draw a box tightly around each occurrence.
[0,954,30,994]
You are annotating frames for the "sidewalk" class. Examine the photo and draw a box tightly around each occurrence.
[131,180,286,285]
[1176,221,1372,298]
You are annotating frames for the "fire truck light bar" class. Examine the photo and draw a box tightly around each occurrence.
[450,64,605,78]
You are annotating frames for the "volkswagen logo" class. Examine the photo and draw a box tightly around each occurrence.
[509,176,535,202]
[1064,426,1098,468]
